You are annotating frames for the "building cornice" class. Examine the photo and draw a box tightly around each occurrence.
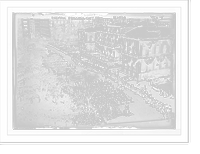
[96,31,124,37]
[122,53,140,59]
[78,29,85,32]
[122,52,174,60]
[95,41,115,49]
[123,36,142,41]
[139,36,174,41]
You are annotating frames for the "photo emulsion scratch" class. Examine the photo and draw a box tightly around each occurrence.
[13,13,176,130]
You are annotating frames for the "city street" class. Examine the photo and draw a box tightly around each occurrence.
[47,46,175,124]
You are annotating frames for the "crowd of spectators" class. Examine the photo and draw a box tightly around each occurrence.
[62,51,173,125]
[74,53,173,119]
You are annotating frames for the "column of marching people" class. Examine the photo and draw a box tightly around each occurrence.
[66,52,173,124]
[91,79,134,120]
[73,79,134,125]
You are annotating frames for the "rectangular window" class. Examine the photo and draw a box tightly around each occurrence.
[168,60,171,67]
[128,47,132,55]
[141,62,147,72]
[163,45,167,53]
[149,48,153,56]
[161,60,166,68]
[143,48,150,56]
[156,45,160,54]
[142,48,146,56]
[169,46,173,53]
[148,63,153,71]
[154,62,159,70]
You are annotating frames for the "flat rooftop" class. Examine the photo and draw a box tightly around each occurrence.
[126,26,175,39]
[80,21,175,39]
[84,27,104,32]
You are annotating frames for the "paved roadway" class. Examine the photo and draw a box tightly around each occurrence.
[128,80,175,111]
[46,44,174,129]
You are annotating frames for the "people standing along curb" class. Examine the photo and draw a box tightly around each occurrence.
[65,51,171,122]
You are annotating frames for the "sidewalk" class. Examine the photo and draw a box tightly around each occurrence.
[47,46,175,124]
[128,80,175,113]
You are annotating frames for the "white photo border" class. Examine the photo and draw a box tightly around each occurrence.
[0,0,190,144]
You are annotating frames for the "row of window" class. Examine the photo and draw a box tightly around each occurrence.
[124,68,136,76]
[142,44,172,56]
[122,46,137,55]
[40,29,51,36]
[122,41,172,56]
[124,61,171,72]
[124,63,136,68]
[141,60,171,72]
[124,62,171,76]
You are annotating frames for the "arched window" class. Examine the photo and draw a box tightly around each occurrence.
[149,45,154,56]
[167,60,172,67]
[169,45,173,53]
[156,44,160,54]
[141,61,147,72]
[143,48,149,56]
[148,63,153,71]
[154,60,159,70]
[163,45,167,53]
[161,59,167,68]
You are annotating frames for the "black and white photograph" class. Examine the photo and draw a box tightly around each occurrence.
[14,12,176,129]
[0,0,189,144]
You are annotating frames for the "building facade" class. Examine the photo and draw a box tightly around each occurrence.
[34,19,41,37]
[40,19,51,38]
[50,16,93,46]
[94,17,111,27]
[78,22,175,80]
[21,19,30,38]
[29,18,35,39]
[78,27,102,54]
[121,38,174,79]
[96,25,127,60]
[121,23,175,79]
[78,24,139,60]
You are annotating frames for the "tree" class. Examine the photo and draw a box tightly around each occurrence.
[44,54,67,75]
[16,33,66,103]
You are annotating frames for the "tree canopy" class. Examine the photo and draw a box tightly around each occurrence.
[16,24,76,125]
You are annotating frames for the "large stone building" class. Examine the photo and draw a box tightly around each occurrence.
[121,22,175,79]
[21,19,30,38]
[34,19,41,37]
[34,19,51,38]
[94,17,111,27]
[40,19,51,38]
[78,22,175,80]
[50,16,93,45]
[29,18,35,37]
[78,27,102,53]
[78,23,144,66]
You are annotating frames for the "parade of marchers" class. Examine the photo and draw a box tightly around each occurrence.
[64,51,173,125]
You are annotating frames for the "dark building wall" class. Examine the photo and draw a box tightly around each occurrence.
[85,32,95,42]
[138,39,174,78]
